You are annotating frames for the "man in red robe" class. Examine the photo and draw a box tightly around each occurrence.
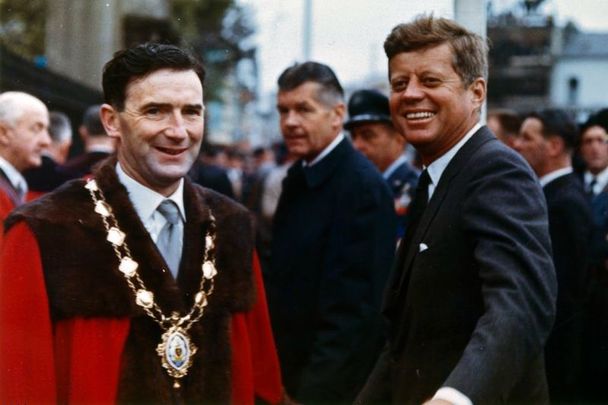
[0,43,282,404]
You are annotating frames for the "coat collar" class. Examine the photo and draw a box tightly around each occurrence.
[300,136,350,189]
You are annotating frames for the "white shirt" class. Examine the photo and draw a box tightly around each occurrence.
[302,132,345,167]
[425,123,482,201]
[0,156,28,197]
[116,163,185,243]
[539,167,573,188]
[584,166,608,195]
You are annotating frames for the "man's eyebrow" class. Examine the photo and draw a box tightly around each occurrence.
[138,102,204,110]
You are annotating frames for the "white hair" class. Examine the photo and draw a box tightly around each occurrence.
[0,91,47,127]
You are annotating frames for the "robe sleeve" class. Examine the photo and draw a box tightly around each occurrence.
[231,250,283,404]
[0,221,57,403]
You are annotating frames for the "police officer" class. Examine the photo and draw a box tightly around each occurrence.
[345,89,419,237]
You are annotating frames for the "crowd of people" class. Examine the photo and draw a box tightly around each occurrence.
[1,14,608,405]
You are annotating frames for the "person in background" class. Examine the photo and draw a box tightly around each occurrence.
[487,108,522,149]
[62,104,116,177]
[357,16,556,404]
[0,43,282,404]
[24,111,77,198]
[0,91,50,232]
[189,144,235,199]
[266,61,397,403]
[577,108,608,402]
[514,108,593,403]
[345,88,419,238]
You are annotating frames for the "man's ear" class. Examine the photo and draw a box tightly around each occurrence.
[0,122,12,146]
[547,135,565,157]
[100,104,121,141]
[332,102,346,129]
[469,77,486,111]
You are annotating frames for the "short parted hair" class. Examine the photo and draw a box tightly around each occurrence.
[49,111,72,144]
[102,43,205,111]
[488,108,522,137]
[384,15,489,86]
[526,108,578,151]
[277,61,344,107]
[581,108,608,136]
[82,105,107,137]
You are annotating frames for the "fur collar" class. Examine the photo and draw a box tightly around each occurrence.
[7,158,257,401]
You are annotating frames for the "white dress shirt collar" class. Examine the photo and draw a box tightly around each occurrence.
[302,132,345,167]
[0,156,28,195]
[539,167,573,187]
[116,163,185,241]
[425,123,482,199]
[585,166,608,195]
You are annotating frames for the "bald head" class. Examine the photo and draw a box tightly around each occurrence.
[0,91,51,171]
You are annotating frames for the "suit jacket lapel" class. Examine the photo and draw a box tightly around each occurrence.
[0,167,22,206]
[395,127,496,293]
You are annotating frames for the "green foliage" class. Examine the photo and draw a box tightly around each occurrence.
[171,0,256,101]
[0,0,46,58]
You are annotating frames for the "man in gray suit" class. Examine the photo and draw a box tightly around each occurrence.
[357,16,556,405]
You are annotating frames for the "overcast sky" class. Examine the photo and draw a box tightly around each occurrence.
[240,0,608,98]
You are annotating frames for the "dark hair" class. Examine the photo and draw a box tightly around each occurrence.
[384,15,488,86]
[81,104,107,136]
[102,43,205,110]
[48,111,72,143]
[277,61,344,107]
[581,108,608,136]
[527,108,578,150]
[487,108,522,137]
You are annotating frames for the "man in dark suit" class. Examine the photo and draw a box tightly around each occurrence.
[345,89,419,238]
[515,109,593,402]
[63,104,115,177]
[577,109,608,401]
[266,62,397,402]
[24,111,78,197]
[357,16,556,405]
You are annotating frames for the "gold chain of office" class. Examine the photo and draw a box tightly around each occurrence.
[85,178,218,389]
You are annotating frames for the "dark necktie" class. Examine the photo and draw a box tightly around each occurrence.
[156,199,183,278]
[587,176,598,198]
[402,169,431,246]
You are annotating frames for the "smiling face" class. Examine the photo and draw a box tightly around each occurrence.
[277,81,344,162]
[388,43,485,165]
[101,69,204,196]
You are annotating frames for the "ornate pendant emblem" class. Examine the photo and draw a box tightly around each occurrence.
[157,326,198,387]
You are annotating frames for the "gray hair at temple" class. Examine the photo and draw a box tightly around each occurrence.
[277,61,344,108]
[49,111,73,144]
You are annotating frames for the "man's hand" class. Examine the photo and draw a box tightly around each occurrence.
[422,399,453,405]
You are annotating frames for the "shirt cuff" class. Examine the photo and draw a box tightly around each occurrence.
[433,387,473,405]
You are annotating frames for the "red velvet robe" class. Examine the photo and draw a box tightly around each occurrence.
[0,222,282,404]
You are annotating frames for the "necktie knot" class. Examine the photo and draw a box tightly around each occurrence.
[157,200,181,225]
[587,176,597,196]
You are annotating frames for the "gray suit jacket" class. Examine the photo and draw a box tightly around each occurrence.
[357,126,557,404]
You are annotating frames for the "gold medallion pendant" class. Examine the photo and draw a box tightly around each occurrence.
[86,179,218,390]
[157,326,198,388]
